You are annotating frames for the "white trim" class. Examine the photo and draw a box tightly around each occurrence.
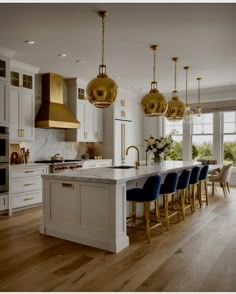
[10,59,40,74]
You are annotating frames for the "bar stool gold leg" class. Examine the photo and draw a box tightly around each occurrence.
[144,202,151,243]
[164,194,170,230]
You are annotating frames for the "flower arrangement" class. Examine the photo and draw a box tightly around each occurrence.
[145,132,174,163]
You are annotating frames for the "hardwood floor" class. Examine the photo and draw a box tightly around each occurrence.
[0,187,236,291]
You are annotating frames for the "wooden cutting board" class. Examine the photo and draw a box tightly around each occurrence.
[10,144,22,164]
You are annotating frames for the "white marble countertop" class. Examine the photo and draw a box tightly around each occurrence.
[42,161,200,184]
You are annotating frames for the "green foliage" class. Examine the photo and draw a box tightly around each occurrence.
[197,143,213,159]
[192,144,199,159]
[166,141,183,160]
[224,141,236,166]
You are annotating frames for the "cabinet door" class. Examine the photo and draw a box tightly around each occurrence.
[0,57,9,82]
[93,107,103,142]
[84,101,93,141]
[76,100,85,141]
[0,81,9,126]
[10,70,34,91]
[48,181,77,233]
[9,88,20,140]
[20,90,34,141]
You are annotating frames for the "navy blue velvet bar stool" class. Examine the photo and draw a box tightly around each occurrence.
[126,175,162,243]
[159,172,179,230]
[188,166,201,211]
[176,169,192,220]
[198,165,209,205]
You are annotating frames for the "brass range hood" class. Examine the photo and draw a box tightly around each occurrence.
[35,73,80,129]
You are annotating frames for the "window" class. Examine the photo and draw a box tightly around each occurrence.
[223,111,236,167]
[165,119,183,160]
[192,113,214,161]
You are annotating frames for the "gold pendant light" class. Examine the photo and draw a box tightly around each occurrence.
[141,45,168,117]
[165,57,186,121]
[183,66,194,124]
[196,77,202,116]
[86,11,118,108]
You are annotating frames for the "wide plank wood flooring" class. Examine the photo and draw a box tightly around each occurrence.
[0,187,236,291]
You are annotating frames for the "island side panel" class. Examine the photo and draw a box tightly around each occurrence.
[40,178,129,253]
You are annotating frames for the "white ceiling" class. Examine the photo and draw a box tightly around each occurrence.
[0,2,235,97]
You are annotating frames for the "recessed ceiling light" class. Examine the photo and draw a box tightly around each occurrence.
[116,76,121,80]
[76,60,85,64]
[25,40,35,45]
[58,53,67,57]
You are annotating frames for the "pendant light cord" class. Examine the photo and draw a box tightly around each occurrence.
[174,59,177,91]
[101,15,105,66]
[185,67,188,105]
[153,48,156,82]
[197,78,201,105]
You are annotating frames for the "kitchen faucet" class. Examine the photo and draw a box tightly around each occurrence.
[126,145,140,169]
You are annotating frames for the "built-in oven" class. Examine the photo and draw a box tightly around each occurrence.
[0,163,9,193]
[0,127,9,163]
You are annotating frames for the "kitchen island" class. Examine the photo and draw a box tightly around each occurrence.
[40,161,199,253]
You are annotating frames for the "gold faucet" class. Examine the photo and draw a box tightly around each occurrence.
[126,145,140,169]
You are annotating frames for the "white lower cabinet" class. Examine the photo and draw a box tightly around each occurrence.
[0,193,8,211]
[43,179,121,251]
[10,165,48,211]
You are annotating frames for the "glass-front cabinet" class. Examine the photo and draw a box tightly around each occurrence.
[10,70,33,90]
[0,56,9,82]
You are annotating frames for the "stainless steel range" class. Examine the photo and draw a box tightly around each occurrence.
[35,160,83,173]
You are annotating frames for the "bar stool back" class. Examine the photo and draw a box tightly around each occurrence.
[159,172,179,230]
[176,169,192,219]
[189,166,201,211]
[198,165,209,205]
[126,175,162,243]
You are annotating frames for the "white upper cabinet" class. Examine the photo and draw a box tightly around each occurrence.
[9,60,39,142]
[0,80,9,126]
[65,78,103,142]
[114,97,132,121]
[0,55,9,126]
[0,56,9,82]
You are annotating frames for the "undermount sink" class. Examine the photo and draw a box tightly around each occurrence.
[109,165,135,169]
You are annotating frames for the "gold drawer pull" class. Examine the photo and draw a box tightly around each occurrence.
[121,110,126,117]
[24,197,34,201]
[25,171,34,173]
[62,183,73,188]
[24,183,33,186]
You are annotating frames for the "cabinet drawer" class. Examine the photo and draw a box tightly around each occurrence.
[12,191,42,209]
[11,167,47,179]
[12,176,42,193]
[0,194,8,211]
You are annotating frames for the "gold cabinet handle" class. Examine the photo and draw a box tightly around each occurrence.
[62,183,73,188]
[121,99,125,106]
[121,111,126,118]
[24,197,34,201]
[25,171,34,173]
[24,183,33,186]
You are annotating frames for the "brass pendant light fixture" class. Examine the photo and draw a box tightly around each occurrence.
[196,77,202,116]
[86,11,118,108]
[141,45,168,117]
[183,66,194,124]
[165,57,186,121]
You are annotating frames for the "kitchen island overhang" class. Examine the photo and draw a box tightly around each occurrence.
[40,161,200,253]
